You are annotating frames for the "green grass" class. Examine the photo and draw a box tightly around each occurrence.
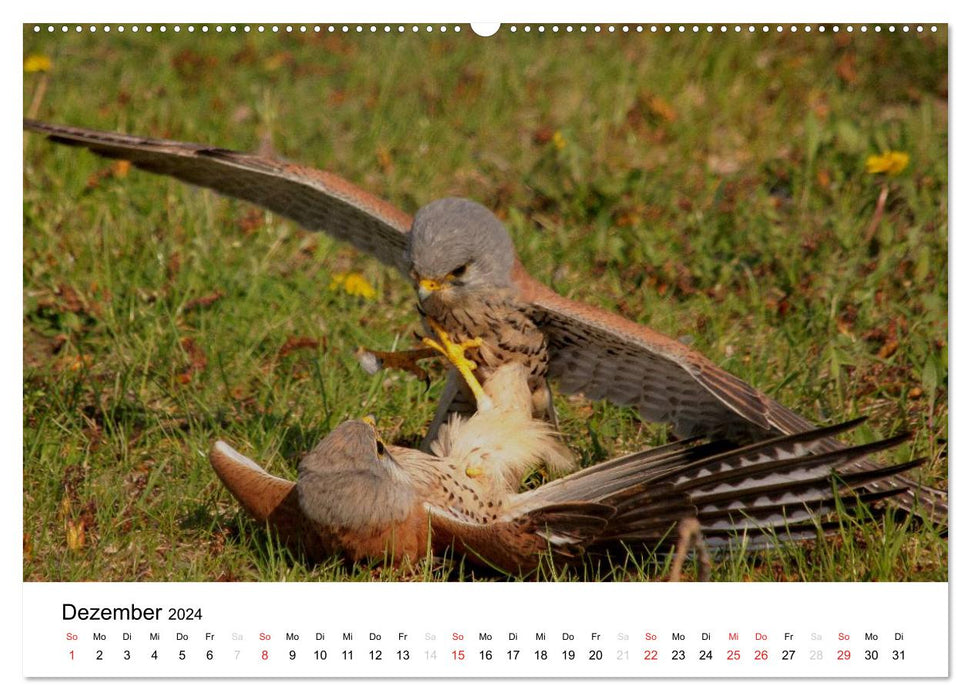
[23,26,947,582]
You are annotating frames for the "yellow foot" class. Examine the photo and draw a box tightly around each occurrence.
[421,319,493,411]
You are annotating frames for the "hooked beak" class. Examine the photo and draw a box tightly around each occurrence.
[417,277,444,301]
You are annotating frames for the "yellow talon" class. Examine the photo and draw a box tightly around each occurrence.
[421,319,492,410]
[465,466,485,479]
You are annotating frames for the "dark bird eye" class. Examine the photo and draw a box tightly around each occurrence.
[451,264,467,277]
[376,440,387,456]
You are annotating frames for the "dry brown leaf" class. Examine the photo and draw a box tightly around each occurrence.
[277,336,328,358]
[183,291,224,313]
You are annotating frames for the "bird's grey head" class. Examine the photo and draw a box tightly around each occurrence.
[406,198,516,302]
[296,420,414,530]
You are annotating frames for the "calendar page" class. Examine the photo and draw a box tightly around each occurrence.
[20,13,949,684]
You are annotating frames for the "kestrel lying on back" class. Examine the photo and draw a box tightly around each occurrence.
[23,119,947,524]
[209,358,923,574]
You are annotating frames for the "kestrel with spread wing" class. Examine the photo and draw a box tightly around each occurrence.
[210,358,922,575]
[23,119,947,524]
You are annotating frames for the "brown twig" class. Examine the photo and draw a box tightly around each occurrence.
[26,73,48,121]
[355,346,439,383]
[864,181,890,242]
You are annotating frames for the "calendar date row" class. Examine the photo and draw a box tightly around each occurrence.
[66,647,909,663]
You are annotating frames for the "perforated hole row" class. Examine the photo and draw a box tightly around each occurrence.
[31,24,939,35]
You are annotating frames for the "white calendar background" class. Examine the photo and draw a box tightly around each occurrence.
[22,582,947,678]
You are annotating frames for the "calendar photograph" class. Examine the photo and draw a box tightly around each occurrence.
[22,23,948,586]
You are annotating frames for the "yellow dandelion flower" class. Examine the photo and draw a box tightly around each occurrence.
[24,53,52,73]
[552,130,566,151]
[866,150,910,176]
[329,272,376,300]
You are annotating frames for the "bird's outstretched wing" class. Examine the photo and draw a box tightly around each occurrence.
[517,420,925,553]
[434,421,925,573]
[513,266,947,522]
[23,119,414,272]
[514,264,798,440]
[208,441,330,560]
